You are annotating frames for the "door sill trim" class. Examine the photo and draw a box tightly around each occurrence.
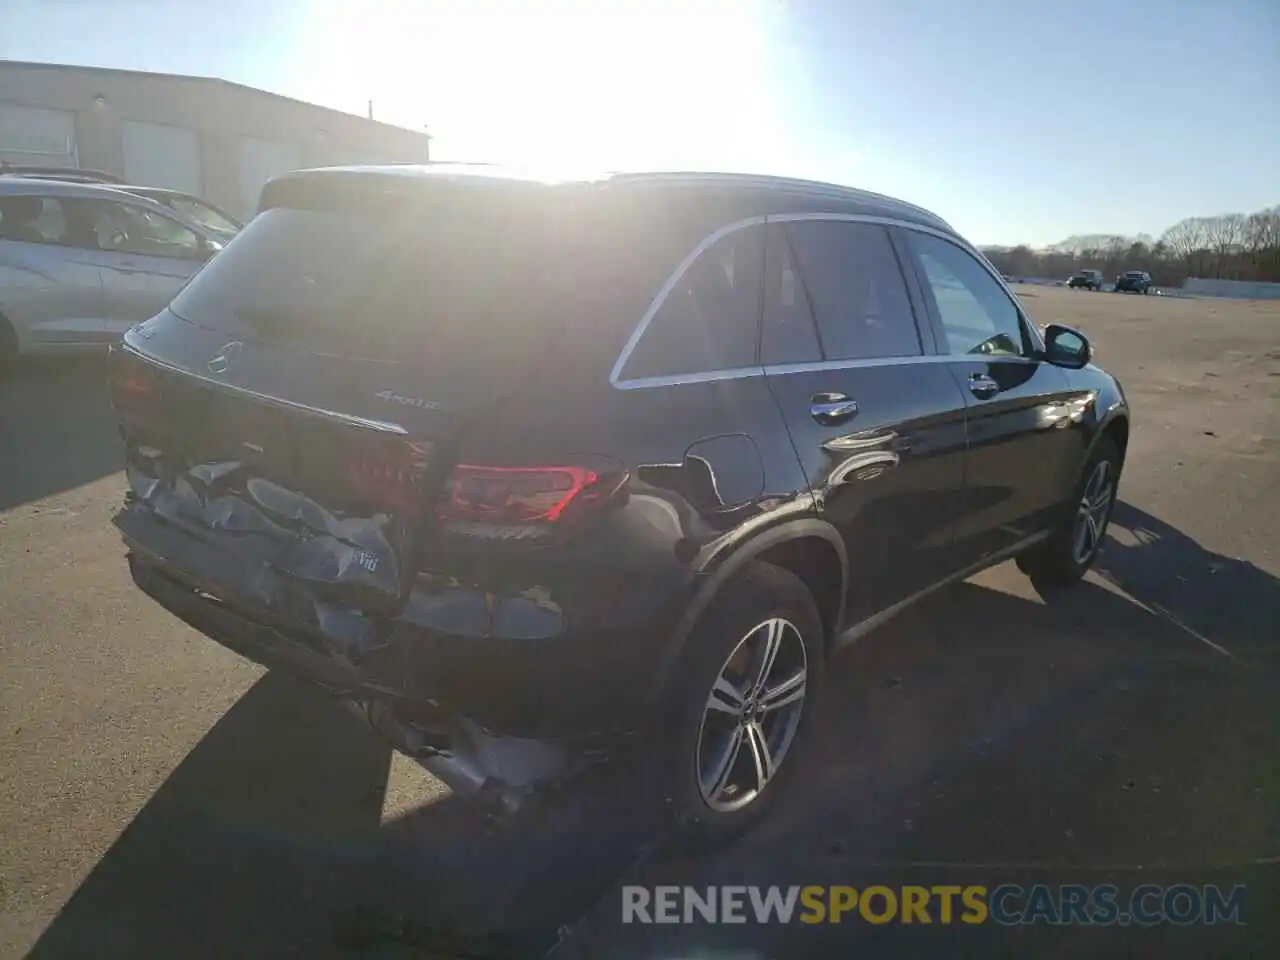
[832,531,1051,651]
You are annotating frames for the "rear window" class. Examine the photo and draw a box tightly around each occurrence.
[169,182,597,365]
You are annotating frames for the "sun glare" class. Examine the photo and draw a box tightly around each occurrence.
[297,0,789,174]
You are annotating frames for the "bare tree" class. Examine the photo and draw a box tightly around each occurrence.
[982,203,1280,287]
[1201,214,1248,278]
[1160,217,1211,277]
[1246,207,1280,252]
[1244,207,1280,281]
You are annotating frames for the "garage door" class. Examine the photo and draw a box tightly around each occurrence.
[0,103,78,168]
[237,137,301,217]
[121,120,202,194]
[321,145,384,167]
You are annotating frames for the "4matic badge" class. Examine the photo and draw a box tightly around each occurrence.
[374,390,442,411]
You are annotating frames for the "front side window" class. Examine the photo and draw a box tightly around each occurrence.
[81,199,201,259]
[782,220,921,361]
[907,231,1026,358]
[619,223,764,380]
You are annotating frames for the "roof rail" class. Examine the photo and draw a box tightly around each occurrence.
[605,171,952,230]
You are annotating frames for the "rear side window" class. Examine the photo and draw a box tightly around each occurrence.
[761,223,822,365]
[782,221,921,361]
[618,223,764,380]
[0,195,71,245]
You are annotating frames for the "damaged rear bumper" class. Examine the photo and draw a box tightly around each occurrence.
[116,500,678,809]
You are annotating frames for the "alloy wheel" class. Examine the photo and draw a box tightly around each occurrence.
[695,617,808,813]
[1072,459,1115,565]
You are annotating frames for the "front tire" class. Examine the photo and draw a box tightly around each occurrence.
[1017,437,1121,589]
[657,562,824,846]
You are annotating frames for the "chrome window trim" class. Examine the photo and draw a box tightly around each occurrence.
[610,211,1043,391]
[615,353,1041,392]
[612,366,767,391]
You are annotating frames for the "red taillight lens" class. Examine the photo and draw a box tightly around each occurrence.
[347,441,432,514]
[441,465,625,527]
[107,347,162,410]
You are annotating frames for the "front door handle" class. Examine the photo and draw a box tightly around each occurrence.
[968,373,999,400]
[810,392,859,426]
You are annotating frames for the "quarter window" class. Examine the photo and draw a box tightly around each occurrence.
[907,232,1026,357]
[619,224,764,380]
[782,221,921,361]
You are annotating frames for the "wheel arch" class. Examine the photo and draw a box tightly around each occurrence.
[644,518,847,707]
[1093,407,1130,469]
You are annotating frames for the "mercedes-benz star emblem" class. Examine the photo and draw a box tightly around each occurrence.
[208,340,243,375]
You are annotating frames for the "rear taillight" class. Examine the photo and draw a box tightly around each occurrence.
[347,440,433,514]
[107,346,163,411]
[439,464,628,534]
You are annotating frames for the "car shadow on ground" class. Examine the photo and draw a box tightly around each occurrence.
[0,356,123,511]
[23,504,1280,959]
[556,502,1280,958]
[1094,501,1280,667]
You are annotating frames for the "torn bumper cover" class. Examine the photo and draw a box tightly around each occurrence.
[113,458,637,810]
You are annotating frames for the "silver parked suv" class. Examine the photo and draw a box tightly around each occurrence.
[0,177,225,362]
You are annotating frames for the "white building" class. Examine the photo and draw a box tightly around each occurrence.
[0,60,432,219]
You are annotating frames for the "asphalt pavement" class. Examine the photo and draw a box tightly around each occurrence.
[2,288,1277,959]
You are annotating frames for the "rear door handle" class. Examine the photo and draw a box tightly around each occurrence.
[810,392,859,426]
[967,373,999,400]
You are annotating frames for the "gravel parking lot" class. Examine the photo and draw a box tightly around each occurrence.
[2,286,1278,958]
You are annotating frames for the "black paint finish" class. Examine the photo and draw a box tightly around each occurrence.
[107,168,1130,744]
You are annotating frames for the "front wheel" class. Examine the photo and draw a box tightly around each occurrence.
[1017,437,1120,589]
[656,562,824,846]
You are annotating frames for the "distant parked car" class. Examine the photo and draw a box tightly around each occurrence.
[1114,271,1153,294]
[1,177,224,363]
[1067,269,1104,291]
[107,186,243,243]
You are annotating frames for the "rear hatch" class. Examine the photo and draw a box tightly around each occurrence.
[111,170,608,615]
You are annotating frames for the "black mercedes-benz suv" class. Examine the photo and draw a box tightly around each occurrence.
[108,166,1130,839]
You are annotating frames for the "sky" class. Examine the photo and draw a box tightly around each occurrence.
[2,0,1277,247]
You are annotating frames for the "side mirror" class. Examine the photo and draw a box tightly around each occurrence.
[1043,323,1091,369]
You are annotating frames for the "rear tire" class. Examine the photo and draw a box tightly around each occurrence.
[1017,437,1121,590]
[655,561,825,847]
